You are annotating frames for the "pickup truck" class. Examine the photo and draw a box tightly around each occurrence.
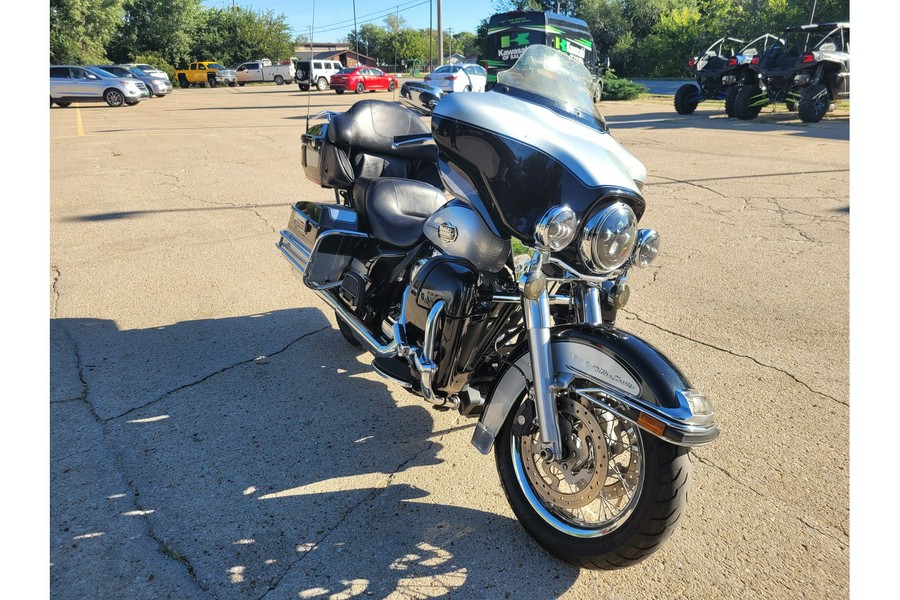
[173,62,237,88]
[236,60,295,86]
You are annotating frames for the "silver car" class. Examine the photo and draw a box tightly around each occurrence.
[97,64,172,97]
[121,62,171,83]
[50,65,144,107]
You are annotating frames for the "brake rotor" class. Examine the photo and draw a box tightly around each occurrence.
[519,396,609,509]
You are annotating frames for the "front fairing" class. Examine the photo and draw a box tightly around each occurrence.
[430,46,646,244]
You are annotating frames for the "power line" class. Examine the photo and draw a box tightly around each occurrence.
[313,0,425,33]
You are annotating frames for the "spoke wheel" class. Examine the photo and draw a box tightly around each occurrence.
[515,395,643,532]
[104,89,124,107]
[495,373,691,570]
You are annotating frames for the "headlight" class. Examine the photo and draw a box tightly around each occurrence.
[534,206,577,251]
[631,228,660,268]
[579,202,637,273]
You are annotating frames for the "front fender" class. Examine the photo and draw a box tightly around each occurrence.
[472,325,720,453]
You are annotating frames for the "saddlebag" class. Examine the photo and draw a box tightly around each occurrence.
[277,201,367,289]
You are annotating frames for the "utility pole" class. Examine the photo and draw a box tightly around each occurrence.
[448,28,453,59]
[437,0,443,66]
[429,0,433,72]
[352,0,359,64]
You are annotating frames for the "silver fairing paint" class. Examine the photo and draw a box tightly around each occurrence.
[432,91,647,192]
[424,202,511,273]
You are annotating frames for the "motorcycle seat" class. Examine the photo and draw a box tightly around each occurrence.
[329,100,437,162]
[356,178,448,248]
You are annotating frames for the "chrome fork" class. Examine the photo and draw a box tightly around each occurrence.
[521,251,564,461]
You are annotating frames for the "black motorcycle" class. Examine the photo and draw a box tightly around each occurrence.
[278,45,719,569]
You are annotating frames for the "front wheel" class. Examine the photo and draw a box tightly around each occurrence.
[104,89,125,107]
[674,84,700,115]
[733,84,764,120]
[495,387,690,569]
[798,83,829,123]
[207,76,217,88]
[388,81,396,92]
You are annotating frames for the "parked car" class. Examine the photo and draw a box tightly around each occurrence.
[329,67,397,94]
[120,62,171,83]
[295,59,343,91]
[50,65,145,107]
[732,22,849,122]
[674,34,781,116]
[424,63,488,93]
[94,65,172,97]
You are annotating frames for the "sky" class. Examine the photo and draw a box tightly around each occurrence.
[202,0,494,42]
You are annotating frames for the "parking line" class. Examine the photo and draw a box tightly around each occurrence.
[75,107,84,136]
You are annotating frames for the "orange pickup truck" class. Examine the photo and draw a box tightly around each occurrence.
[173,61,237,88]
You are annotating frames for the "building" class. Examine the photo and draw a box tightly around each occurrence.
[293,42,377,68]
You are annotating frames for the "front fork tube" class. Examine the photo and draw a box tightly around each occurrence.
[521,250,568,461]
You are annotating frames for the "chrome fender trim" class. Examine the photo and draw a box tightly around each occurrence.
[471,326,720,454]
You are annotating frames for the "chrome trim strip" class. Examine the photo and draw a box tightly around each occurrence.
[570,382,719,446]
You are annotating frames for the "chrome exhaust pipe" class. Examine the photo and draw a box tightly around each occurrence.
[314,288,397,357]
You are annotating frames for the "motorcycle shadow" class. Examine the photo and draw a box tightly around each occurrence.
[51,308,580,598]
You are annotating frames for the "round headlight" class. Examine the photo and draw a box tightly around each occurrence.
[534,206,577,252]
[632,228,660,268]
[580,202,637,273]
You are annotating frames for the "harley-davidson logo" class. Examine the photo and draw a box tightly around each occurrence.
[438,222,458,243]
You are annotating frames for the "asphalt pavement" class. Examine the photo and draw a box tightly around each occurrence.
[50,85,849,599]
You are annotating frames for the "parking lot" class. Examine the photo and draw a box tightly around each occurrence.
[50,84,849,599]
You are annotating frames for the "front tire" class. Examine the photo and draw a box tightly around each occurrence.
[733,84,764,120]
[207,76,217,88]
[104,89,125,107]
[798,83,829,123]
[495,387,691,570]
[674,84,700,115]
[389,81,396,92]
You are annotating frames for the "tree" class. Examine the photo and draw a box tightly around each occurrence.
[107,0,204,66]
[50,0,126,64]
[192,7,294,67]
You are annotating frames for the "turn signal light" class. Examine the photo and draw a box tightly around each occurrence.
[728,57,737,66]
[688,58,696,67]
[637,413,666,437]
[802,53,815,63]
[751,56,760,65]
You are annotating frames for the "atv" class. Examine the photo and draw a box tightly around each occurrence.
[675,34,781,117]
[732,22,849,123]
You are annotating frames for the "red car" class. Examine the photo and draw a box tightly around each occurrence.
[330,66,398,95]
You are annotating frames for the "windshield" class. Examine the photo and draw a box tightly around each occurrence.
[89,67,117,78]
[209,63,226,70]
[496,45,602,127]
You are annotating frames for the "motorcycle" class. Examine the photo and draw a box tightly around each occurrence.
[278,45,719,569]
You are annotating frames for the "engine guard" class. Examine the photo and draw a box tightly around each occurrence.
[472,325,720,453]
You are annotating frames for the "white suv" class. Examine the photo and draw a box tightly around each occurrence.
[50,65,144,107]
[295,59,343,91]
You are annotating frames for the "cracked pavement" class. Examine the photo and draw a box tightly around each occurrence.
[50,90,848,598]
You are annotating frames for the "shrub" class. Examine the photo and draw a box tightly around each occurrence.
[601,71,648,101]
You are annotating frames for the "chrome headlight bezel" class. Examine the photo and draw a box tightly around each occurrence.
[534,205,578,252]
[631,228,660,268]
[579,202,638,274]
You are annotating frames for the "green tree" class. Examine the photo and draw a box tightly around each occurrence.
[107,0,203,67]
[192,7,294,67]
[50,0,126,64]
